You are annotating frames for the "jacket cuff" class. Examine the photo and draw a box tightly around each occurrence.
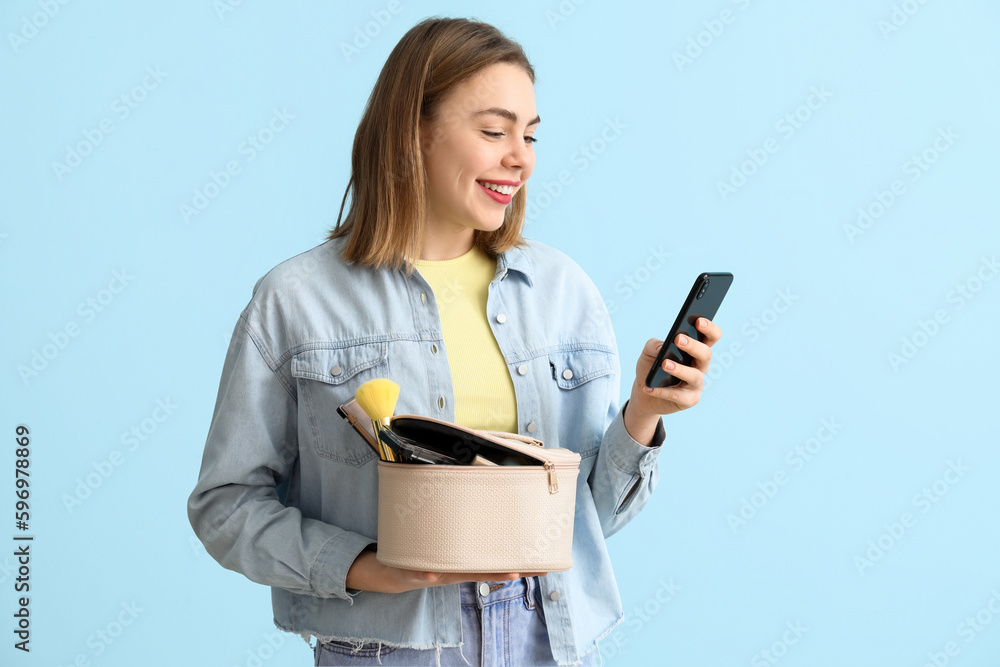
[311,530,378,602]
[607,399,665,474]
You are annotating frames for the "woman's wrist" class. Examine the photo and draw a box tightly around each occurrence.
[346,548,384,593]
[623,395,660,447]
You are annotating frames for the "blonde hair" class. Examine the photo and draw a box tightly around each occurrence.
[326,17,535,275]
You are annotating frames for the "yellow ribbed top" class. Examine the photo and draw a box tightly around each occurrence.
[413,246,518,433]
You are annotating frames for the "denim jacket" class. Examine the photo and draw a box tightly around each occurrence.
[187,235,665,666]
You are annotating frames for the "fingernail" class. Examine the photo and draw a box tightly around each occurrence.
[655,343,662,351]
[643,385,653,393]
[665,360,675,370]
[678,335,688,346]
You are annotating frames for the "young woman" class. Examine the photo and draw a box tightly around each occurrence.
[188,17,722,667]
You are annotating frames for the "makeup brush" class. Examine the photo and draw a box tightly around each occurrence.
[355,379,401,462]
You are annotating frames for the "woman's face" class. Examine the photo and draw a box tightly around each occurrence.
[420,62,538,241]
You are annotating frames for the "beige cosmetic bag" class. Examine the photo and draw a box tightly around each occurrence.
[375,414,581,573]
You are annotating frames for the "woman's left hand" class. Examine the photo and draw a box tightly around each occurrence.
[629,317,722,419]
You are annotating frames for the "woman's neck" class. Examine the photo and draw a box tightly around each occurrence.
[419,221,476,261]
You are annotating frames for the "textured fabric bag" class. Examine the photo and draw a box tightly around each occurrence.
[375,414,581,573]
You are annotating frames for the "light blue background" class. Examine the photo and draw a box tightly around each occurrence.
[3,1,998,665]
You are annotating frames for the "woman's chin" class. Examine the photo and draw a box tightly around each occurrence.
[466,217,507,234]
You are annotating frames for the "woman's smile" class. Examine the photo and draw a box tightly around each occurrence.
[476,179,520,204]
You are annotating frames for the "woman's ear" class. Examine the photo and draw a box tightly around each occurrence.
[418,119,433,155]
[419,116,451,159]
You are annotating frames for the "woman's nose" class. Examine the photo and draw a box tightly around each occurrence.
[502,138,532,171]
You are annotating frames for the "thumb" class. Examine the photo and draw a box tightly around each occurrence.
[643,338,663,359]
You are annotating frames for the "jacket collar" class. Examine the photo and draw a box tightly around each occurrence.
[496,241,534,287]
[392,238,535,287]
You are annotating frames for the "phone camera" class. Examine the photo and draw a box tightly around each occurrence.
[697,279,709,299]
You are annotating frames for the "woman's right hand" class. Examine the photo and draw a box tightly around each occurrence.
[346,549,547,594]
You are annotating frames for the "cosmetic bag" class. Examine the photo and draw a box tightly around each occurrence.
[375,414,581,573]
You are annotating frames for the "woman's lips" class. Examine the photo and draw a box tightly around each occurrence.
[477,181,513,204]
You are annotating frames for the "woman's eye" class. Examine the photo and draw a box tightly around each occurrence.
[481,130,537,144]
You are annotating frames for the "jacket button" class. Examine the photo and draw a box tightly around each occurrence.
[562,369,574,380]
[438,396,446,409]
[330,366,343,377]
[479,582,490,596]
[431,344,438,354]
[496,313,507,323]
[549,590,561,601]
[517,364,528,375]
[421,292,427,304]
[526,422,538,433]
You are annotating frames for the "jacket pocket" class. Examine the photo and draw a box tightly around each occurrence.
[615,473,641,515]
[547,348,616,457]
[548,348,615,391]
[292,343,389,466]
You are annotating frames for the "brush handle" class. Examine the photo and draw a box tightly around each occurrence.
[371,419,396,462]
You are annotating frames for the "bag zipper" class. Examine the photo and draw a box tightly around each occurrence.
[544,461,557,493]
[380,458,579,495]
[477,429,544,448]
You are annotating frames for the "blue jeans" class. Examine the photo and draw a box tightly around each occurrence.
[314,577,598,666]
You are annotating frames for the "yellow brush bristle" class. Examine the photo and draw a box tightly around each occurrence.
[355,379,400,461]
[355,379,400,425]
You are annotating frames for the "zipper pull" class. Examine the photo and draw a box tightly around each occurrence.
[544,461,558,494]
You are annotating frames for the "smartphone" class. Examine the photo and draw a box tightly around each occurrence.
[644,272,734,389]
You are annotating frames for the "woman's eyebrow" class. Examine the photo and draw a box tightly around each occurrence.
[474,107,541,126]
